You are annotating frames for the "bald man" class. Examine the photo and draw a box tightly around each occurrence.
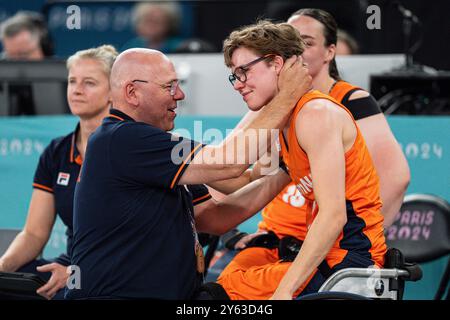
[65,48,311,299]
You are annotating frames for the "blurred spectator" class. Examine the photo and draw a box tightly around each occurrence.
[336,29,359,55]
[174,38,217,53]
[121,1,183,53]
[0,11,53,60]
[0,11,55,115]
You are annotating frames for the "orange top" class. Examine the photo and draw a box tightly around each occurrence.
[329,80,361,102]
[259,81,361,240]
[276,90,386,268]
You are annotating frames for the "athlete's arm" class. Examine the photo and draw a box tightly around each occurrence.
[207,149,280,195]
[206,109,261,194]
[351,91,410,227]
[271,100,348,299]
[206,169,253,195]
[178,56,312,185]
[207,110,281,194]
[194,168,291,235]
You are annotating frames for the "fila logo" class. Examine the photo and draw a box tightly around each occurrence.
[57,172,70,186]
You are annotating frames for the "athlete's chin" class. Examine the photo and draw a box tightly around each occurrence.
[246,102,264,111]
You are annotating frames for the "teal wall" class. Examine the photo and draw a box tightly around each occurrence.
[0,115,448,299]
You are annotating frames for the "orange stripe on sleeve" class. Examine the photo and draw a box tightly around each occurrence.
[170,143,203,189]
[193,193,212,205]
[33,183,53,193]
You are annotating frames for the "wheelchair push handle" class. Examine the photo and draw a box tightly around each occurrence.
[402,263,423,282]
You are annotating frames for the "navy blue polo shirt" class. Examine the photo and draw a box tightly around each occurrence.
[66,108,210,300]
[33,124,82,266]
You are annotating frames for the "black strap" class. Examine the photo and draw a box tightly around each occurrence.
[341,88,361,105]
[233,231,333,280]
[343,94,382,120]
[221,229,248,250]
[278,236,302,262]
[276,235,332,279]
[246,231,279,249]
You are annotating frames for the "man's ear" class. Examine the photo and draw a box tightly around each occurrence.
[124,82,139,107]
[326,44,336,63]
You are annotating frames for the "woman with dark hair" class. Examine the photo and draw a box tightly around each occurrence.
[289,8,341,81]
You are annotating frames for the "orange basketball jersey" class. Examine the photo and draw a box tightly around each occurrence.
[259,81,362,240]
[278,90,386,268]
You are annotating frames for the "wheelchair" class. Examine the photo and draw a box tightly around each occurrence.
[199,194,446,300]
[303,193,449,300]
[200,229,423,300]
[299,247,422,300]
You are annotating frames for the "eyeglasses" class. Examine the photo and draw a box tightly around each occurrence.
[132,79,179,96]
[228,54,275,86]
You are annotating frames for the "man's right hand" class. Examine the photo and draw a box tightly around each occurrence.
[276,55,312,108]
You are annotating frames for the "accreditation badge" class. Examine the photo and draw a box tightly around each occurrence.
[195,242,205,274]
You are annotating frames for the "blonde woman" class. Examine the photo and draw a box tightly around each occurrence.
[0,45,118,299]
